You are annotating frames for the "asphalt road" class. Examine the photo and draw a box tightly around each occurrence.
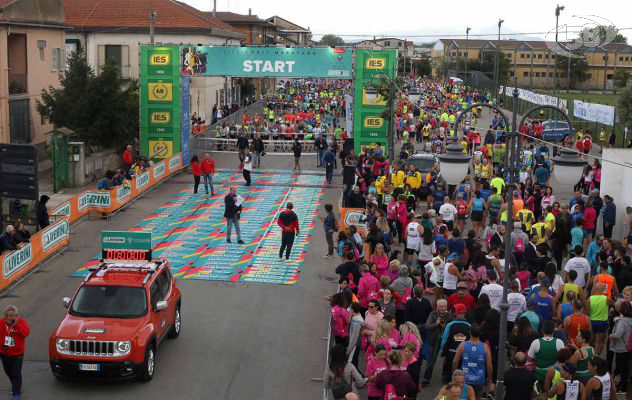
[0,152,340,400]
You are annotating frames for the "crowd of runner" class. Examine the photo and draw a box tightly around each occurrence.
[323,78,632,400]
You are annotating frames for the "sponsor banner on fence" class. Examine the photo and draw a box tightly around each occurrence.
[41,219,70,251]
[116,184,132,202]
[153,161,166,180]
[169,154,181,170]
[3,243,32,279]
[51,202,71,217]
[339,208,368,237]
[573,99,615,126]
[78,191,111,211]
[500,86,568,114]
[136,171,151,191]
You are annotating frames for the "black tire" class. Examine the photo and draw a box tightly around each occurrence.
[138,343,156,382]
[168,304,181,339]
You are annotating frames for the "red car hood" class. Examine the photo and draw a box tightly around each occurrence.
[54,315,146,341]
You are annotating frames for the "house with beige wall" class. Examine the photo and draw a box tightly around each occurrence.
[0,0,65,150]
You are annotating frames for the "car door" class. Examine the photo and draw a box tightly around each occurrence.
[149,274,167,341]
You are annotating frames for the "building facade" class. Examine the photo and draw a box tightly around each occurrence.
[61,0,244,123]
[432,38,632,91]
[266,16,312,46]
[0,0,66,149]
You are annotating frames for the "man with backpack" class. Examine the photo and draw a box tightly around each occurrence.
[510,221,529,265]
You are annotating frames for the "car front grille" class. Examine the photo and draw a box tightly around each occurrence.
[67,340,115,356]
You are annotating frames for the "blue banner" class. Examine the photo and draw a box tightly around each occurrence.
[181,75,191,165]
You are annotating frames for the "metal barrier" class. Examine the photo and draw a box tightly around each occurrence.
[199,100,265,138]
[192,137,317,155]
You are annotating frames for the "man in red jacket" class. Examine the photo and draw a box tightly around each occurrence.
[122,144,133,171]
[0,305,29,400]
[201,152,216,195]
[277,202,299,261]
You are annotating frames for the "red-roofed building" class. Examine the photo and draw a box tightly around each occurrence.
[0,0,66,147]
[62,0,244,121]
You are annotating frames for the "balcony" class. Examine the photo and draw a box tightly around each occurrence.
[8,74,28,95]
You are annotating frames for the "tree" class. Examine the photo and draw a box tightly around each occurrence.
[37,50,139,149]
[619,82,632,137]
[413,59,432,77]
[579,25,627,45]
[555,54,589,89]
[614,69,630,89]
[319,34,345,47]
[466,51,511,84]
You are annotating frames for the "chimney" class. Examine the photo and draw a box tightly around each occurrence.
[248,8,252,15]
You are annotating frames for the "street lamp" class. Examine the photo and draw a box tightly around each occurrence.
[553,147,586,184]
[437,143,472,185]
[494,19,504,98]
[465,27,471,86]
[553,4,565,98]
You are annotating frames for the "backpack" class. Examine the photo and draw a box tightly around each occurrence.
[399,287,412,305]
[514,237,525,253]
[384,383,403,400]
[330,375,352,399]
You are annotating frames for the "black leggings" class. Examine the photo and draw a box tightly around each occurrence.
[279,231,295,259]
[193,175,200,193]
[0,355,23,395]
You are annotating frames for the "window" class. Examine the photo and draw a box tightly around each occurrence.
[510,71,514,77]
[620,56,624,61]
[626,57,630,61]
[551,55,556,59]
[464,52,468,57]
[603,55,607,60]
[549,72,553,77]
[545,54,549,59]
[607,74,613,79]
[384,41,391,47]
[523,71,529,77]
[538,54,543,59]
[520,53,525,59]
[51,48,65,71]
[535,72,540,77]
[97,45,130,77]
[561,73,566,78]
[587,73,592,79]
[398,41,402,47]
[527,53,531,59]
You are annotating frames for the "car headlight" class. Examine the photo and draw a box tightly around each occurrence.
[56,339,70,352]
[115,341,131,355]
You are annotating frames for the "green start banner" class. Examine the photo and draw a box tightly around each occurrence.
[101,231,152,250]
[352,49,397,155]
[140,45,182,160]
[181,46,353,78]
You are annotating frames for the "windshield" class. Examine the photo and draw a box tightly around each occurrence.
[70,286,147,319]
[408,158,435,172]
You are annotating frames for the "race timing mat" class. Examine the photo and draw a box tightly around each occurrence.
[73,170,325,285]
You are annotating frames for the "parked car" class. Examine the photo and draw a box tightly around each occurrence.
[405,152,437,173]
[541,119,575,142]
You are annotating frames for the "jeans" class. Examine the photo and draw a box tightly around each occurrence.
[203,174,214,194]
[1,355,23,395]
[325,230,334,256]
[317,149,324,166]
[325,164,334,183]
[193,175,200,194]
[279,231,296,259]
[253,151,261,167]
[423,343,439,383]
[243,169,251,186]
[226,217,241,241]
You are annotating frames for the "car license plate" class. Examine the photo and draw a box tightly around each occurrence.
[79,363,100,371]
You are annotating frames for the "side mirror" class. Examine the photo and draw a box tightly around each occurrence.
[62,297,71,308]
[155,300,168,312]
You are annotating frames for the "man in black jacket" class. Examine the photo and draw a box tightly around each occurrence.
[552,204,573,269]
[36,195,50,230]
[224,187,244,244]
[0,226,18,253]
[335,251,360,287]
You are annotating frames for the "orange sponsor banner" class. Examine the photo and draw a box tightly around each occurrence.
[0,217,70,292]
[339,208,368,237]
[50,153,183,223]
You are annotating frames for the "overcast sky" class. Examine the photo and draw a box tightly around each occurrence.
[182,0,631,44]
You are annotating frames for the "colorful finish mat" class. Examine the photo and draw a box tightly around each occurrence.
[73,171,324,285]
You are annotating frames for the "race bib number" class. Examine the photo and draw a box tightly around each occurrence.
[4,336,14,347]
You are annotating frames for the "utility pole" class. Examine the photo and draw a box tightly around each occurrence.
[494,19,504,100]
[387,82,395,162]
[465,27,471,86]
[212,0,216,17]
[149,11,157,44]
[553,5,565,97]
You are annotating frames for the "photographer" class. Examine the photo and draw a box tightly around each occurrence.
[422,299,453,386]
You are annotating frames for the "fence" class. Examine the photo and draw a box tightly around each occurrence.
[49,153,183,224]
[192,137,317,155]
[499,90,627,147]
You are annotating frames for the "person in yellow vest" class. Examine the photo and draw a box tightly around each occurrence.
[490,175,505,196]
[391,166,406,193]
[480,158,492,189]
[473,157,483,191]
[375,174,388,196]
[448,113,456,126]
[544,205,556,233]
[405,165,422,205]
[516,207,535,232]
[531,214,549,245]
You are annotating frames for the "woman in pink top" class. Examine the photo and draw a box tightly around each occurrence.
[368,319,394,364]
[396,196,409,243]
[357,265,380,311]
[370,243,389,278]
[384,315,401,349]
[400,341,418,369]
[365,344,389,400]
[386,260,400,283]
[330,293,350,347]
[362,300,384,344]
[583,199,597,247]
[399,322,423,359]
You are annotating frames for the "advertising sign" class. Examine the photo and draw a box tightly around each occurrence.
[153,161,166,180]
[3,243,32,279]
[181,46,353,78]
[140,45,181,160]
[573,99,615,126]
[101,231,152,250]
[115,184,132,202]
[78,192,111,211]
[352,49,397,154]
[41,219,70,251]
[135,171,151,190]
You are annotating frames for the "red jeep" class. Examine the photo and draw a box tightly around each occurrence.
[49,259,181,381]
